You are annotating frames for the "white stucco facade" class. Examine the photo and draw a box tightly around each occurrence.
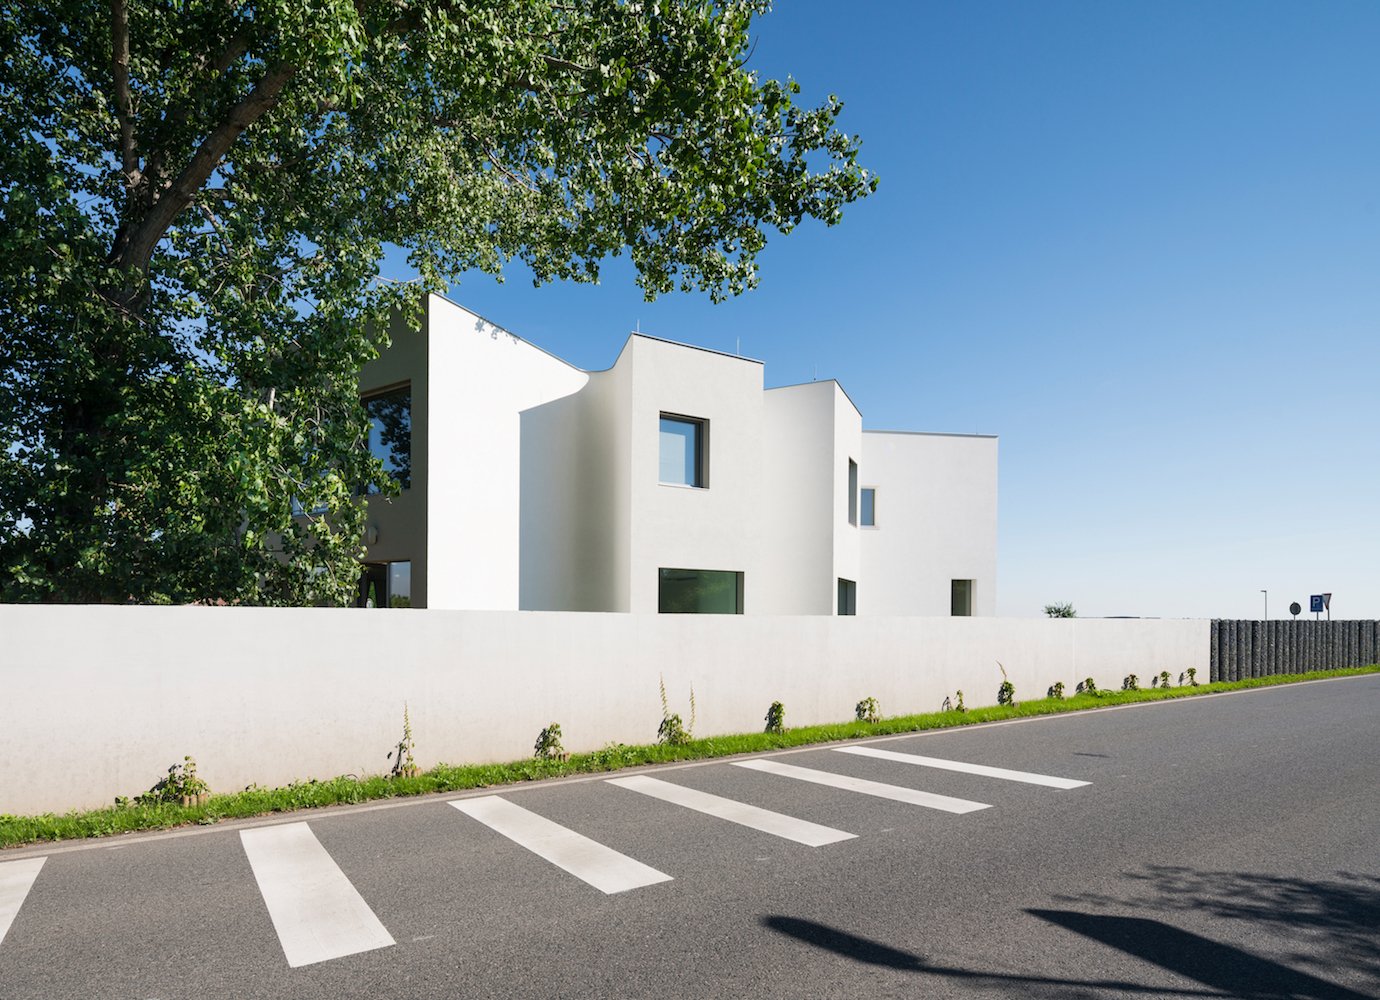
[357,295,997,615]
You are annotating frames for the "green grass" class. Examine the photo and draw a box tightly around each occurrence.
[3,665,1376,849]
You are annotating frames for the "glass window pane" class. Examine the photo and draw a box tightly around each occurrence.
[658,568,742,614]
[365,386,411,492]
[838,578,856,615]
[389,561,412,608]
[848,460,858,525]
[951,579,973,617]
[861,488,876,527]
[659,417,700,486]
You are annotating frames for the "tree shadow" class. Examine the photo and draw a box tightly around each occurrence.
[1057,866,1380,989]
[762,909,1377,999]
[1029,909,1374,1000]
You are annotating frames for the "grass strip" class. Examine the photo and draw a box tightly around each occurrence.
[3,665,1377,848]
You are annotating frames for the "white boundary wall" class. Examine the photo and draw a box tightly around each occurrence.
[0,607,1208,815]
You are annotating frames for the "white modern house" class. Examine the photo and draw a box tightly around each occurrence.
[357,294,997,615]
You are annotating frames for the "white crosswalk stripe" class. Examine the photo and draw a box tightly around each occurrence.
[451,796,673,894]
[607,775,856,846]
[0,857,45,949]
[833,746,1091,789]
[733,759,991,813]
[240,822,395,968]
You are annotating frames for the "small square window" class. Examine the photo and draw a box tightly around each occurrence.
[861,488,876,527]
[660,414,706,487]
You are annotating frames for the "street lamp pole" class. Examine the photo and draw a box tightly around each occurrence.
[1260,589,1267,621]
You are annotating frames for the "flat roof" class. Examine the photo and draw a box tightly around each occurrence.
[863,429,999,440]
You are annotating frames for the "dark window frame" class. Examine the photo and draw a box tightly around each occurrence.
[659,413,708,488]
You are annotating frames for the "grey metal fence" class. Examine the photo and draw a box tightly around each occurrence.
[1210,620,1380,681]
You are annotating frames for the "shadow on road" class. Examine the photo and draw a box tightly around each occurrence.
[763,897,1377,999]
[1058,866,1380,992]
[1028,909,1374,1000]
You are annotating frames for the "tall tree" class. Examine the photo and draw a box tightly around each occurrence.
[0,1,874,605]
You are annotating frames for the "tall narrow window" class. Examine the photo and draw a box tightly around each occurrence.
[951,579,973,617]
[659,414,706,487]
[837,578,857,616]
[861,488,877,527]
[364,384,412,492]
[658,568,742,613]
[848,459,858,525]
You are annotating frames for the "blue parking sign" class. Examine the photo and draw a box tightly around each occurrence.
[1310,595,1324,613]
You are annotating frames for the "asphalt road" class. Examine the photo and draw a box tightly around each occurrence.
[2,674,1377,1000]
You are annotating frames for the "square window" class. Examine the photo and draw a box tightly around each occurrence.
[861,488,876,527]
[658,568,743,614]
[660,414,706,487]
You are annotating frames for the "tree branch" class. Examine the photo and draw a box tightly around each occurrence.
[110,0,139,186]
[116,62,298,276]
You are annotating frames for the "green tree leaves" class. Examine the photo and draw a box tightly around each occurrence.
[1,0,874,604]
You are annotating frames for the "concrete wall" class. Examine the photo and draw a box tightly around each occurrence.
[759,383,839,614]
[0,606,1207,815]
[625,336,766,614]
[831,384,864,607]
[861,431,999,617]
[424,300,588,610]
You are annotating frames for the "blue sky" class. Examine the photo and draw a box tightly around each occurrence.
[392,1,1380,619]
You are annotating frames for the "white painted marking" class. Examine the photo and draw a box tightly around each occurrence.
[733,759,990,814]
[607,775,856,847]
[451,796,672,894]
[833,746,1091,789]
[240,822,395,968]
[0,857,46,948]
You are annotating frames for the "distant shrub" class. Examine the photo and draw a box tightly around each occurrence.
[1076,677,1097,695]
[764,701,786,735]
[1123,674,1139,691]
[1048,681,1065,700]
[855,697,880,724]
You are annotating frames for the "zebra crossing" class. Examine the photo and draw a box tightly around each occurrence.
[0,745,1089,969]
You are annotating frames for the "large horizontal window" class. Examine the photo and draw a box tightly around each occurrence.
[658,568,743,614]
[659,414,706,487]
[365,384,412,493]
